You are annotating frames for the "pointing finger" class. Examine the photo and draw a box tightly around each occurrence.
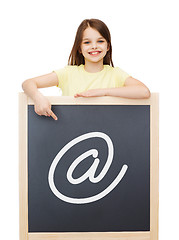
[50,110,58,120]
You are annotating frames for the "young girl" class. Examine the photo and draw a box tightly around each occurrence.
[22,18,151,121]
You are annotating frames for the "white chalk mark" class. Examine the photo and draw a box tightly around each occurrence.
[48,132,128,204]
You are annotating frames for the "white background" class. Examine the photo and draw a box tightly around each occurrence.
[0,0,179,239]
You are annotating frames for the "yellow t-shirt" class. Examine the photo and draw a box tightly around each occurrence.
[54,64,130,96]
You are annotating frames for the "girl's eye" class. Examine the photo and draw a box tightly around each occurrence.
[83,40,104,44]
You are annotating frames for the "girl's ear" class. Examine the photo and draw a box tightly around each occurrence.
[107,43,110,51]
[78,47,81,53]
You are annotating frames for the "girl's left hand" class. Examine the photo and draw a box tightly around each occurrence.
[74,89,106,98]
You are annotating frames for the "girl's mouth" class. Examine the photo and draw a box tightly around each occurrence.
[88,51,101,55]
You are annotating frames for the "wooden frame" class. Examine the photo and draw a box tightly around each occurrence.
[19,93,159,240]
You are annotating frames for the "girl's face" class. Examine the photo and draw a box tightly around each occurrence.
[80,27,109,65]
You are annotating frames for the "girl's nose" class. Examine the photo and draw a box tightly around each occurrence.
[92,43,97,49]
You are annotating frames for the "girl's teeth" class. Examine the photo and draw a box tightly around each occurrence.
[91,52,99,55]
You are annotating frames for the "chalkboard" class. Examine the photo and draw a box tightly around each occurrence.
[28,104,150,232]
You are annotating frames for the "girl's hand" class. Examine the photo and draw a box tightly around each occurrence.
[34,93,58,120]
[74,89,106,98]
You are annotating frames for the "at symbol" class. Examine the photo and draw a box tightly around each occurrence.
[48,132,128,204]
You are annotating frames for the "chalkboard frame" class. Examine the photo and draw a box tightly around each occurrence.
[19,93,159,240]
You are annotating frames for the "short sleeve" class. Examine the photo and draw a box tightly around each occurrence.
[114,67,130,87]
[53,67,67,89]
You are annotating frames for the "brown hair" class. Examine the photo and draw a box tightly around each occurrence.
[68,19,114,67]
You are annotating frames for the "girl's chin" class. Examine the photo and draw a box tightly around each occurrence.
[85,56,104,63]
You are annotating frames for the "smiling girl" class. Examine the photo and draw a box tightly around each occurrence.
[22,19,150,120]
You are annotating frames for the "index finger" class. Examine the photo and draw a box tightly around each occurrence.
[50,110,58,120]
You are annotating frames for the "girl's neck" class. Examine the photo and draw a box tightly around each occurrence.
[84,61,104,73]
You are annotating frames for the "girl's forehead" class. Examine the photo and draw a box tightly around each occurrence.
[82,27,103,39]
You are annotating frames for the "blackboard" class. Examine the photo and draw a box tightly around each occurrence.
[28,104,150,232]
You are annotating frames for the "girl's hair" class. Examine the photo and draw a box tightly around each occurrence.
[68,19,114,67]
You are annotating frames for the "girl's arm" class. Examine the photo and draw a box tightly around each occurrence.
[74,77,151,99]
[22,72,59,120]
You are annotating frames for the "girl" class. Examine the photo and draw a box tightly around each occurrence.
[22,19,150,121]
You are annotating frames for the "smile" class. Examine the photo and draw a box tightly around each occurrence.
[88,51,101,55]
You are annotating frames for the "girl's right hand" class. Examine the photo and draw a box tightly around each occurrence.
[34,93,58,120]
[22,72,59,120]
